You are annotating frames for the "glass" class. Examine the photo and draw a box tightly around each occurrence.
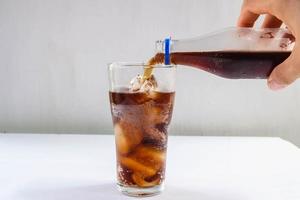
[108,62,176,196]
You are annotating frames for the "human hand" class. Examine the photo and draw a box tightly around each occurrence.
[238,0,300,90]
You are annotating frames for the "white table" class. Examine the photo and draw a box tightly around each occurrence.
[1,134,300,200]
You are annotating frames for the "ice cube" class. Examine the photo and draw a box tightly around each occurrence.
[114,121,142,155]
[119,156,157,177]
[144,104,170,125]
[130,75,143,92]
[140,75,158,92]
[133,146,166,167]
[115,124,129,154]
[132,172,160,187]
[143,127,167,149]
[130,74,158,92]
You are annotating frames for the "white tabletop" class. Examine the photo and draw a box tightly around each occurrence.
[1,134,300,200]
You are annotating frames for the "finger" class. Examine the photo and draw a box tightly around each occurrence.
[267,48,300,90]
[237,0,275,27]
[241,0,273,14]
[262,14,282,28]
[237,10,260,27]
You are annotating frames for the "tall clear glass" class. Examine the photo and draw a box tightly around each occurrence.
[108,62,176,197]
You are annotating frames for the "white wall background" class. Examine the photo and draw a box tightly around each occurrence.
[1,0,300,146]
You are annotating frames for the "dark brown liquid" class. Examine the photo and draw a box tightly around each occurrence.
[148,51,291,79]
[109,89,175,187]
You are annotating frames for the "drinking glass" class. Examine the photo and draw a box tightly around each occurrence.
[108,62,176,196]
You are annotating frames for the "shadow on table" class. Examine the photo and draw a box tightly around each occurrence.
[159,186,243,200]
[16,183,124,200]
[17,183,243,200]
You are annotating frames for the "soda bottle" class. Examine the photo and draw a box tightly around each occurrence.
[148,27,295,79]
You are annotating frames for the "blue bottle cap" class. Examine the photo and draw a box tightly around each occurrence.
[164,37,171,65]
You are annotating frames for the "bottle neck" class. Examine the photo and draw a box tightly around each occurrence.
[155,38,173,65]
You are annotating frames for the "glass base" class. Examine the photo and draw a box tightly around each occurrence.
[117,183,164,197]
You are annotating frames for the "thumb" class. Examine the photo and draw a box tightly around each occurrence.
[267,49,300,90]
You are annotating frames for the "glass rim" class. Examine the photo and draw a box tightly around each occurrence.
[108,62,176,69]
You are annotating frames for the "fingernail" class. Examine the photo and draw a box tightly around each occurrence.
[268,80,287,91]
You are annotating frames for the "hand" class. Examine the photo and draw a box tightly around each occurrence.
[238,0,300,90]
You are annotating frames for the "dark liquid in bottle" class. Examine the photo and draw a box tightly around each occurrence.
[148,51,291,79]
